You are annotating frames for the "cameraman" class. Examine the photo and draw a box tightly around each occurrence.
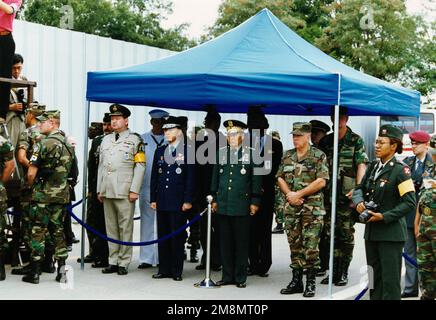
[353,125,416,300]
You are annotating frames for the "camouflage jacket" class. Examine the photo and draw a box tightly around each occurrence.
[18,124,45,161]
[276,146,329,216]
[418,187,436,221]
[319,126,368,202]
[29,129,74,204]
[0,136,14,180]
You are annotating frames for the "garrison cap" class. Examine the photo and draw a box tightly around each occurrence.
[291,122,312,135]
[109,104,131,118]
[378,124,403,141]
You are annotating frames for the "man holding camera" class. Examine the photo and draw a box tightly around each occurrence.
[353,125,416,300]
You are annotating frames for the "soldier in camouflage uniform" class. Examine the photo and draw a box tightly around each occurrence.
[415,135,436,300]
[0,136,16,281]
[277,122,329,298]
[10,103,47,275]
[318,107,368,285]
[22,110,73,284]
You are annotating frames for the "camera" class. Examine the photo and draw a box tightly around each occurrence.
[16,89,28,114]
[359,201,379,223]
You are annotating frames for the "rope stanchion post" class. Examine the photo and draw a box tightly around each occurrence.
[195,195,219,289]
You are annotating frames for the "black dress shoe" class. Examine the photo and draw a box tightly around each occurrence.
[195,264,206,270]
[138,263,153,269]
[92,261,109,268]
[77,256,94,263]
[72,238,80,244]
[152,273,170,279]
[401,292,419,298]
[173,276,183,281]
[246,269,255,276]
[102,265,119,274]
[236,282,246,288]
[258,273,269,277]
[117,267,128,275]
[216,280,234,286]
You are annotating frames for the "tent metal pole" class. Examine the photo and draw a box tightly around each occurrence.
[328,74,342,298]
[80,100,91,271]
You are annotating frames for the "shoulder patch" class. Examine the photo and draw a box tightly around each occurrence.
[403,166,411,176]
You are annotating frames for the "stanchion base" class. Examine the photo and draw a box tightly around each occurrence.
[194,279,220,289]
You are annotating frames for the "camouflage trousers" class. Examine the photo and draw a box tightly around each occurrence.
[417,216,436,299]
[274,186,285,224]
[0,183,9,255]
[28,203,68,262]
[322,204,355,266]
[285,213,323,269]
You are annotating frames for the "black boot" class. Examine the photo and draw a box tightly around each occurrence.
[41,252,56,273]
[55,260,67,283]
[11,264,32,275]
[303,268,317,298]
[280,269,304,294]
[272,223,284,234]
[321,257,341,284]
[22,261,40,284]
[335,260,349,286]
[0,254,5,281]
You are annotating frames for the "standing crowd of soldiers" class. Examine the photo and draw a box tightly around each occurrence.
[0,57,434,299]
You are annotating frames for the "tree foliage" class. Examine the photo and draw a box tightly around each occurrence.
[21,0,196,51]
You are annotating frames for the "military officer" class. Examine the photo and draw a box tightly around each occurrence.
[353,125,416,300]
[22,110,74,284]
[11,103,46,275]
[83,113,112,268]
[277,122,329,297]
[0,134,15,280]
[150,116,195,281]
[138,108,168,269]
[414,134,436,300]
[247,106,283,277]
[97,104,145,275]
[402,130,433,298]
[319,106,368,284]
[210,120,262,288]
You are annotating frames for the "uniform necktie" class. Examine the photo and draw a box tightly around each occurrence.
[115,133,120,141]
[374,162,384,179]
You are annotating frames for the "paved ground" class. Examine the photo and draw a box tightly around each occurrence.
[0,218,417,300]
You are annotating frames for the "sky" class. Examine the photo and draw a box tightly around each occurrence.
[161,0,435,39]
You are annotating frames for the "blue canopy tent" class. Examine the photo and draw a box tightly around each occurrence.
[87,9,419,116]
[84,9,420,297]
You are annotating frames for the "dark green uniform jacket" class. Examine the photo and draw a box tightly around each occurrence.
[353,157,416,241]
[211,145,262,216]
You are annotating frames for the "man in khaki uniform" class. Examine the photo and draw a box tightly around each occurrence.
[97,104,145,275]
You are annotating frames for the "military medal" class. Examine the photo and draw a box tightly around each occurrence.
[158,168,162,174]
[424,207,431,216]
[176,167,182,174]
[240,166,247,175]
